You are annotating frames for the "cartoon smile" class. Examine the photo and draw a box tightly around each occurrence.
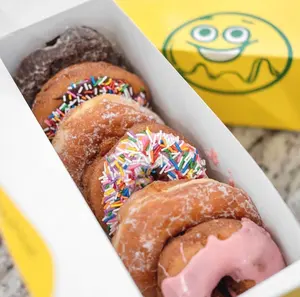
[186,25,258,63]
[187,41,248,62]
[163,12,292,94]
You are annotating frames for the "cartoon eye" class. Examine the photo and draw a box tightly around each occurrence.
[191,25,218,42]
[223,27,250,43]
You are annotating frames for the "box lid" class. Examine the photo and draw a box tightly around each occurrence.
[117,0,300,130]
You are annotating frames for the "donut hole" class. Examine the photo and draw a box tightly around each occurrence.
[45,35,60,46]
[151,170,169,182]
[223,276,256,296]
[210,276,256,297]
[216,278,233,297]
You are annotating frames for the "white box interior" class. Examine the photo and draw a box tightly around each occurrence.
[0,0,300,296]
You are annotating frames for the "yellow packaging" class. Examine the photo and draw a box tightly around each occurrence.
[0,188,53,297]
[282,288,300,297]
[118,0,300,130]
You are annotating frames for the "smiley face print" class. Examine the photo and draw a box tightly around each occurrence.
[163,12,292,94]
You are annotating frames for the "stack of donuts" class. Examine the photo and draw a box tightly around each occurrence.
[16,26,286,297]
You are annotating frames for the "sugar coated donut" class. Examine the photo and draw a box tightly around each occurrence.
[83,122,207,234]
[52,94,163,189]
[112,179,262,297]
[32,62,150,140]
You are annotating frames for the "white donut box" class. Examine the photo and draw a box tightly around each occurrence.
[0,0,300,296]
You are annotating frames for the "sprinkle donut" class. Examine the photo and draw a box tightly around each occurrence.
[52,95,163,189]
[158,218,285,297]
[112,179,262,297]
[32,61,150,140]
[82,123,207,234]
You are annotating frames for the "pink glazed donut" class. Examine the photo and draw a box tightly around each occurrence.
[157,218,285,297]
[112,179,265,297]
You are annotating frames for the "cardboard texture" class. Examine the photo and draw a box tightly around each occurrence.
[0,0,300,296]
[117,0,300,130]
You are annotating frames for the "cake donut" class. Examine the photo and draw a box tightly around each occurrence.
[158,218,285,297]
[14,26,131,107]
[32,62,150,140]
[112,179,262,297]
[52,94,163,189]
[82,122,207,234]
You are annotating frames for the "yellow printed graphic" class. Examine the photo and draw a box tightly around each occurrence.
[117,0,300,130]
[0,188,53,297]
[162,13,291,95]
[282,288,300,297]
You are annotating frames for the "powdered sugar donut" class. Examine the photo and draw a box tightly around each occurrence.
[83,122,207,234]
[52,94,163,189]
[112,179,262,297]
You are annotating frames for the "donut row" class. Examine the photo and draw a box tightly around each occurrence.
[15,27,286,297]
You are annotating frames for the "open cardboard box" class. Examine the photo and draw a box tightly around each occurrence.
[117,0,300,131]
[0,0,300,296]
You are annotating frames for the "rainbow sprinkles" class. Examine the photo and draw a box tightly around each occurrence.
[100,128,207,235]
[43,76,147,140]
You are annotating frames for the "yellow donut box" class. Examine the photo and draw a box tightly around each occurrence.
[117,0,300,131]
[0,0,300,297]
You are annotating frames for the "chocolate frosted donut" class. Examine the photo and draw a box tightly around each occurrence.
[14,26,131,107]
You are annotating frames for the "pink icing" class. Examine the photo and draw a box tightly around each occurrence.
[206,148,219,166]
[161,219,285,297]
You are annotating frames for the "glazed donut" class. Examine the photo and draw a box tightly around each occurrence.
[52,94,163,189]
[31,61,150,140]
[14,26,131,107]
[82,122,207,234]
[112,179,262,297]
[158,218,285,297]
